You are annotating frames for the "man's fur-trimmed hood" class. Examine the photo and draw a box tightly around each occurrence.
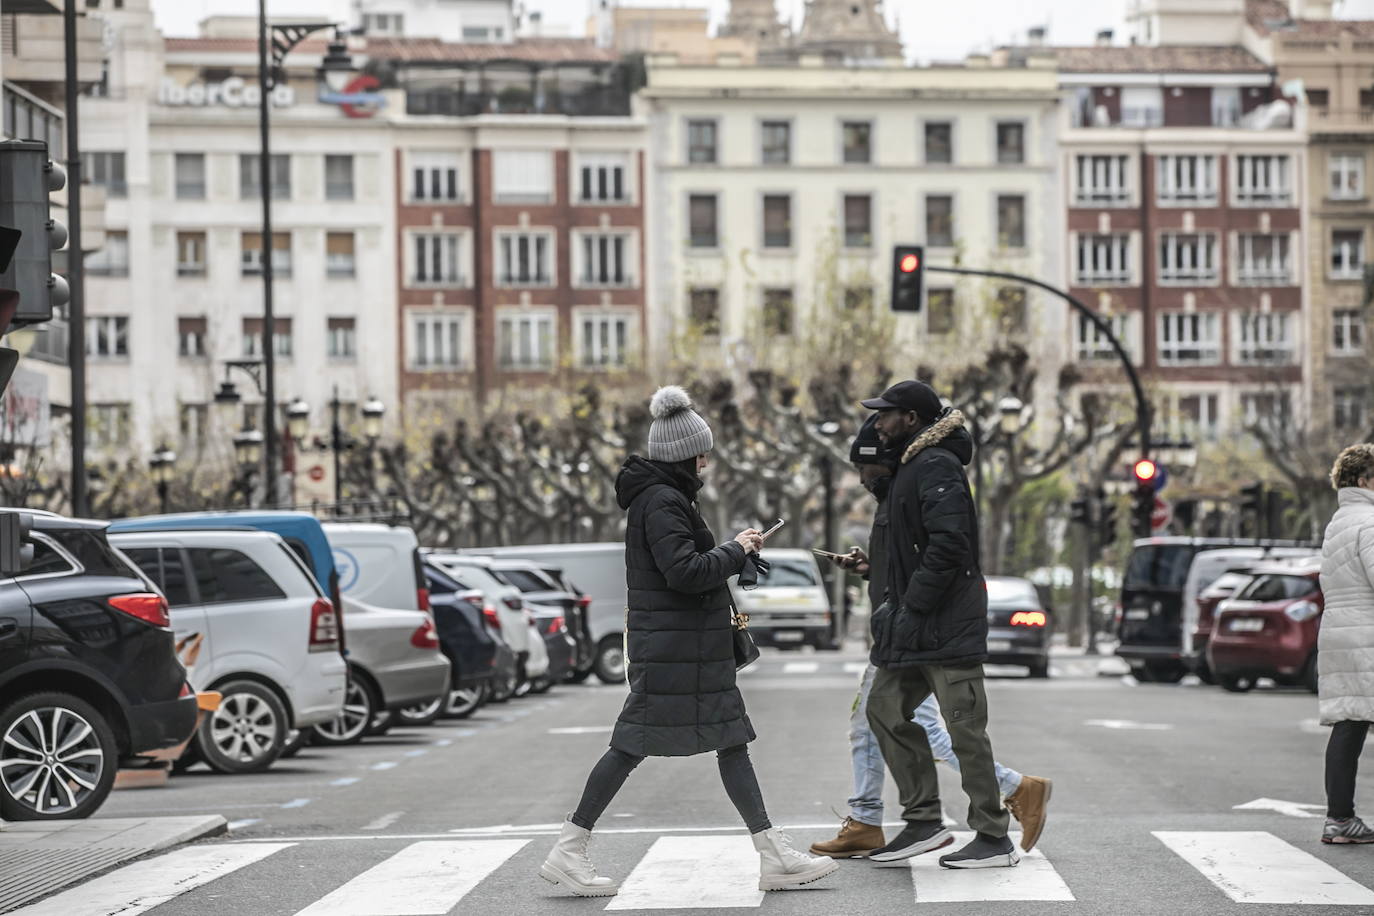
[900,409,973,466]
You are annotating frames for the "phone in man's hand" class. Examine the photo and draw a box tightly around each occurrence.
[760,518,785,541]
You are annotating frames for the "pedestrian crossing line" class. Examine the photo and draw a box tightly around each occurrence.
[908,833,1073,902]
[781,661,819,674]
[843,662,868,674]
[605,836,765,910]
[294,840,529,916]
[9,842,294,916]
[1154,831,1374,906]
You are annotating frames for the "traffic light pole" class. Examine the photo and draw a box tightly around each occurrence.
[64,0,88,517]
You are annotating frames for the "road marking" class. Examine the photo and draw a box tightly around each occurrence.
[1234,797,1325,818]
[404,749,429,757]
[9,843,294,916]
[227,818,262,830]
[1083,718,1173,730]
[1300,718,1326,735]
[843,662,868,674]
[782,661,819,674]
[607,836,764,910]
[281,798,312,809]
[244,820,926,843]
[331,777,361,786]
[293,840,528,916]
[362,811,406,831]
[371,761,398,771]
[548,725,614,735]
[432,738,453,746]
[1155,830,1374,905]
[908,832,1073,902]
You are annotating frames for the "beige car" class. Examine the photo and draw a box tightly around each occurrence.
[729,548,834,650]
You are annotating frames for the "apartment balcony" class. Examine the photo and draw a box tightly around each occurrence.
[0,13,103,88]
[405,85,631,118]
[1309,108,1374,134]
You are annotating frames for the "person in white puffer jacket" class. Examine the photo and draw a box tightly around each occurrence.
[1318,443,1374,845]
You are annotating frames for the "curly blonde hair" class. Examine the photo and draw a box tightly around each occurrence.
[1331,444,1374,490]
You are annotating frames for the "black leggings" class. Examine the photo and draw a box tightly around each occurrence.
[570,745,772,834]
[1327,720,1371,819]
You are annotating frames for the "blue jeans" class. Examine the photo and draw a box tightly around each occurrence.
[848,663,1022,826]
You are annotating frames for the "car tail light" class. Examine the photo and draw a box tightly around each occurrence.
[179,681,192,698]
[576,595,591,610]
[417,587,431,612]
[309,598,340,651]
[411,617,440,649]
[458,589,484,605]
[109,592,170,628]
[546,615,565,634]
[1010,611,1047,627]
[1284,600,1321,622]
[482,605,501,631]
[504,596,523,610]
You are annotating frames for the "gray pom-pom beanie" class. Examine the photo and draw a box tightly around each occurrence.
[647,386,713,462]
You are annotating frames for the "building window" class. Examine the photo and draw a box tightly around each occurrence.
[174,153,205,199]
[179,403,208,449]
[178,316,206,358]
[327,317,356,360]
[578,233,632,286]
[85,230,128,277]
[497,312,555,370]
[996,286,1027,334]
[924,122,952,164]
[496,231,553,286]
[240,232,291,277]
[687,119,717,164]
[1121,86,1163,127]
[1158,312,1220,366]
[1235,154,1292,206]
[1332,229,1366,279]
[688,194,718,248]
[996,194,1026,249]
[1362,88,1374,111]
[239,153,290,200]
[843,194,872,248]
[409,312,467,370]
[324,154,354,201]
[462,25,500,40]
[844,286,873,311]
[176,231,206,277]
[1332,309,1365,354]
[1241,392,1292,429]
[762,194,792,248]
[1075,234,1132,285]
[1306,88,1330,110]
[578,313,632,368]
[83,151,126,197]
[86,315,128,358]
[492,150,552,203]
[1330,153,1365,200]
[88,403,131,448]
[1236,233,1292,285]
[763,288,793,335]
[1075,154,1129,205]
[761,120,790,164]
[411,232,463,286]
[1334,387,1369,431]
[578,152,630,203]
[689,287,720,335]
[927,288,955,335]
[326,232,356,278]
[1177,394,1221,442]
[362,12,404,34]
[1076,314,1130,361]
[1235,312,1295,365]
[842,121,872,164]
[925,195,953,248]
[1158,233,1218,284]
[995,122,1024,164]
[410,151,461,202]
[1156,154,1218,206]
[242,318,292,359]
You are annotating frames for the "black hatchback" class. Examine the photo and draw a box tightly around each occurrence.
[985,576,1054,678]
[0,511,197,820]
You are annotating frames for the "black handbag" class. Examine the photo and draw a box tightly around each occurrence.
[731,603,760,671]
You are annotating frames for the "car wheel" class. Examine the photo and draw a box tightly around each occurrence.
[1218,673,1257,693]
[396,696,444,726]
[443,684,486,719]
[1196,661,1216,686]
[278,728,310,759]
[530,677,554,695]
[1129,665,1155,683]
[171,739,203,773]
[1027,661,1050,679]
[489,672,516,703]
[196,681,287,775]
[365,710,393,737]
[0,691,118,821]
[513,677,533,698]
[1144,661,1186,684]
[566,667,594,684]
[594,635,626,684]
[1303,653,1319,694]
[312,674,377,746]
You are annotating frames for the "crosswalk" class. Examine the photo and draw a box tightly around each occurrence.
[12,829,1374,914]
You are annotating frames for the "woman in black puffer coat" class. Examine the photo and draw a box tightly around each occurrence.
[539,386,839,899]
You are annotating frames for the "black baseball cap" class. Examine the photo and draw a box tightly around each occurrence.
[861,380,943,422]
[849,413,897,466]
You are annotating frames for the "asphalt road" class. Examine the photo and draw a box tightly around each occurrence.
[27,647,1374,916]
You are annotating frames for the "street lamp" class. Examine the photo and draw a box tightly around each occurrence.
[286,397,311,442]
[361,396,385,440]
[233,426,264,467]
[998,396,1024,435]
[149,443,176,514]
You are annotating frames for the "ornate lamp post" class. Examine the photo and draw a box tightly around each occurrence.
[233,425,264,507]
[149,443,176,514]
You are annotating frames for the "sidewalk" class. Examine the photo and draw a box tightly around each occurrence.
[0,815,225,913]
[1049,638,1131,678]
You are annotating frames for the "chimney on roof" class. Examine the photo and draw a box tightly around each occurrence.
[1095,29,1114,47]
[1027,26,1047,47]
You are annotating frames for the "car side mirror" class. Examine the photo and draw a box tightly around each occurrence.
[0,514,33,576]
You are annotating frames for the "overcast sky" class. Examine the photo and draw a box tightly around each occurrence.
[150,0,1374,62]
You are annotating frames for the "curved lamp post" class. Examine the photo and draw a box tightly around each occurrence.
[149,443,176,514]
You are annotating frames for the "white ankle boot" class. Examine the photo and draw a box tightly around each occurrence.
[540,818,619,897]
[752,827,841,891]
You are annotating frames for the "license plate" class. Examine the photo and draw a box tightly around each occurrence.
[1228,617,1264,632]
[1125,609,1150,621]
[986,639,1013,652]
[773,631,804,642]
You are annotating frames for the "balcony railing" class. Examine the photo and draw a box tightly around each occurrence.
[406,86,632,118]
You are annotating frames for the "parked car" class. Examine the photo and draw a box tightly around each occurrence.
[111,529,347,773]
[1207,558,1323,693]
[422,560,498,717]
[0,510,197,820]
[1188,569,1257,684]
[982,576,1054,677]
[519,615,551,697]
[485,559,580,689]
[728,549,833,650]
[426,553,533,685]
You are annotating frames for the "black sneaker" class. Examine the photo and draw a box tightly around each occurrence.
[868,820,953,862]
[939,833,1021,869]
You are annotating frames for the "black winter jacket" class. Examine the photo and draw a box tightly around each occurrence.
[610,456,756,757]
[871,410,989,668]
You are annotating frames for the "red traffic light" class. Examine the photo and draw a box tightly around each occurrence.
[899,253,920,273]
[1133,458,1158,483]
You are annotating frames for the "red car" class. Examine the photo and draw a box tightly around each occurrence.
[1206,558,1322,693]
[1190,570,1256,683]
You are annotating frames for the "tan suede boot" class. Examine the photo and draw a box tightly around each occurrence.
[1005,775,1052,852]
[808,817,886,858]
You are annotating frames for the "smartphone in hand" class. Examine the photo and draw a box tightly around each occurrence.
[760,519,785,541]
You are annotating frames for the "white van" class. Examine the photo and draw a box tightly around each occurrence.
[729,548,832,649]
[324,522,426,612]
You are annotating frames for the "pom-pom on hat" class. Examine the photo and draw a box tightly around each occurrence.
[647,385,714,462]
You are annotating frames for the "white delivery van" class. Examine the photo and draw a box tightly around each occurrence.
[323,522,428,612]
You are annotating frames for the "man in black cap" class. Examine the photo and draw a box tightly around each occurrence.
[859,380,1020,868]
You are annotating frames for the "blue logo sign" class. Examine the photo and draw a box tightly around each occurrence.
[333,548,361,593]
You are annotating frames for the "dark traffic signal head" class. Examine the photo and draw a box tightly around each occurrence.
[1240,482,1264,515]
[0,140,68,329]
[890,245,924,312]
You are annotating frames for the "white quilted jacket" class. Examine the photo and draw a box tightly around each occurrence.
[1319,487,1374,725]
